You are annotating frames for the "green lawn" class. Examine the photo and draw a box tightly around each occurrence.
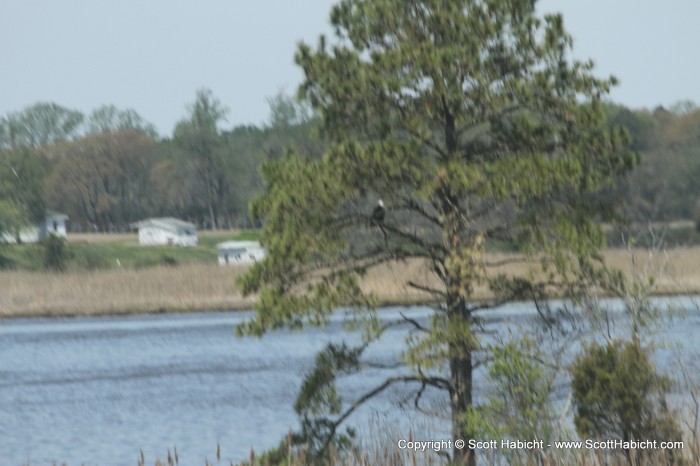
[0,230,261,271]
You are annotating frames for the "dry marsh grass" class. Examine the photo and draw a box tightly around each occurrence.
[2,246,700,318]
[124,435,699,466]
[363,246,700,305]
[0,263,253,318]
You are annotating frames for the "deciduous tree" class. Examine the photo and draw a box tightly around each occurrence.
[0,102,84,149]
[46,131,156,230]
[86,105,158,139]
[0,147,45,240]
[174,88,229,228]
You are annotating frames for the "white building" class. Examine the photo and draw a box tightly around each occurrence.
[132,217,198,247]
[217,241,266,265]
[2,212,68,243]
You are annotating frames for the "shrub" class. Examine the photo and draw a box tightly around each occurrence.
[160,254,178,267]
[465,335,560,465]
[43,234,69,271]
[571,339,682,463]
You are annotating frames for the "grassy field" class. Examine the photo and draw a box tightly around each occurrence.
[0,230,259,271]
[0,231,259,317]
[2,228,700,318]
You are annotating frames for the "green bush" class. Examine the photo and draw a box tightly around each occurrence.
[0,252,17,270]
[465,336,560,465]
[159,254,178,267]
[43,234,69,271]
[571,340,682,463]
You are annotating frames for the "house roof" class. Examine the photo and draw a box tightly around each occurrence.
[217,240,262,251]
[132,217,196,232]
[45,211,69,221]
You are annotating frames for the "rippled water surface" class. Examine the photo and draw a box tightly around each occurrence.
[1,308,436,465]
[1,302,698,465]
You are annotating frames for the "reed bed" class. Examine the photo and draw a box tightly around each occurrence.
[20,443,696,466]
[361,245,700,304]
[3,247,700,318]
[0,263,253,318]
[124,433,698,466]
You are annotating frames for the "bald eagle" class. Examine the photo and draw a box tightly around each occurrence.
[371,199,387,245]
[372,199,385,223]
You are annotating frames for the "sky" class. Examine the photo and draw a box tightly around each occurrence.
[2,0,699,137]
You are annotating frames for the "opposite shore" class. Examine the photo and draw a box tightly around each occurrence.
[2,246,699,319]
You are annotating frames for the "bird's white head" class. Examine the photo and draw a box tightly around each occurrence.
[378,199,384,208]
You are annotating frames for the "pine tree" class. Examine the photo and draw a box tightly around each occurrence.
[239,1,635,464]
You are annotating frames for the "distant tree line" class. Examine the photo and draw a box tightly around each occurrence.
[608,100,700,222]
[0,89,325,234]
[1,91,700,236]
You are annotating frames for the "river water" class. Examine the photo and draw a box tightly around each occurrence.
[1,302,699,465]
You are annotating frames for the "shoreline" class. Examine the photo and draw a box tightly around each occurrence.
[5,291,700,322]
[2,246,699,320]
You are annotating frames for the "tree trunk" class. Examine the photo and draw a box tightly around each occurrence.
[448,296,475,466]
[441,102,475,465]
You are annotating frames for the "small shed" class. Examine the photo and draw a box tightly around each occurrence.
[132,217,198,247]
[2,211,69,243]
[217,241,266,265]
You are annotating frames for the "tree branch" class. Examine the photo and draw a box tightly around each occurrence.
[321,374,450,452]
[407,281,446,301]
[399,311,431,333]
[395,196,443,227]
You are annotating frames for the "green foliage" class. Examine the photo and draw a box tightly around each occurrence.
[617,106,700,222]
[571,340,682,460]
[266,91,314,129]
[0,147,46,237]
[45,130,156,230]
[43,234,69,271]
[465,335,560,465]
[242,343,363,465]
[0,251,16,270]
[0,198,25,240]
[669,99,697,116]
[240,1,636,463]
[173,88,230,229]
[291,343,363,460]
[0,230,250,271]
[605,104,658,152]
[86,105,159,139]
[0,102,84,149]
[296,343,363,417]
[69,245,108,270]
[158,254,178,267]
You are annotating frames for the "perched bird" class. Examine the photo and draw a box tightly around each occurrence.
[371,199,387,245]
[372,199,385,223]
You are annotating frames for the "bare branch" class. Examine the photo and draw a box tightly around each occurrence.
[407,281,446,300]
[399,311,431,333]
[482,256,528,268]
[394,196,443,226]
[382,221,447,257]
[321,374,450,452]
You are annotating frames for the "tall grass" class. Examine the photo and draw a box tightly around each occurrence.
[3,246,700,318]
[119,427,700,465]
[0,263,252,317]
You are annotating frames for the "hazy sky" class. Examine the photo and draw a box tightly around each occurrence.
[2,0,699,136]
